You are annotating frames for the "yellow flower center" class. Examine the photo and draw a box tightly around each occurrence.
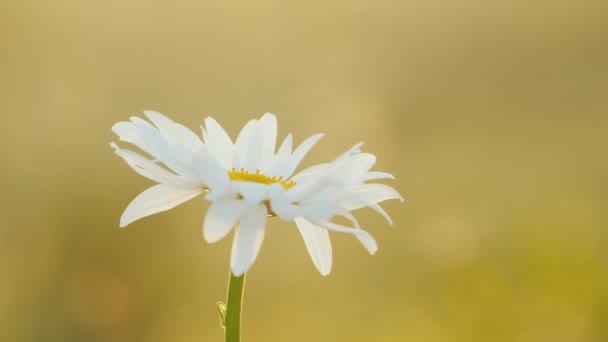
[228,168,296,190]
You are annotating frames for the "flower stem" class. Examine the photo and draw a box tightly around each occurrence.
[224,271,246,342]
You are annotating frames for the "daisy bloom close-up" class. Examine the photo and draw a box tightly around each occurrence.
[111,111,402,276]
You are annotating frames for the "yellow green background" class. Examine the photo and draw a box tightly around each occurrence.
[1,1,607,341]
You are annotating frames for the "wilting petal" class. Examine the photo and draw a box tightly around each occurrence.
[120,184,202,227]
[295,218,332,276]
[231,204,268,276]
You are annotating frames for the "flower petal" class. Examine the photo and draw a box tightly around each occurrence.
[258,113,277,171]
[271,133,324,179]
[112,122,141,143]
[112,121,165,157]
[295,218,332,276]
[333,142,364,164]
[290,163,329,182]
[243,123,264,171]
[203,116,235,169]
[144,110,204,150]
[269,184,335,220]
[111,143,194,187]
[265,134,293,176]
[192,146,230,193]
[144,110,203,150]
[335,183,403,210]
[234,119,258,170]
[231,204,268,276]
[203,199,249,243]
[358,171,395,182]
[286,176,331,203]
[368,202,393,226]
[268,184,302,219]
[307,218,378,255]
[272,133,293,167]
[113,119,197,180]
[300,200,338,220]
[235,182,270,204]
[120,184,202,227]
[331,153,377,184]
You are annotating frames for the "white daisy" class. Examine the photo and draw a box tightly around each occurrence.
[111,111,402,276]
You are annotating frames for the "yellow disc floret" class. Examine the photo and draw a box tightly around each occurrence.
[228,168,296,190]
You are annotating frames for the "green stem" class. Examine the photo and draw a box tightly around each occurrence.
[224,271,246,342]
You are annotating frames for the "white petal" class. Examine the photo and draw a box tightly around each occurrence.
[337,142,364,161]
[111,143,163,183]
[308,218,378,255]
[117,119,197,180]
[281,133,324,178]
[130,116,155,129]
[368,203,393,226]
[112,143,195,187]
[120,184,202,227]
[120,120,169,157]
[268,184,303,220]
[143,110,203,150]
[203,117,235,169]
[235,182,270,204]
[231,204,268,276]
[242,123,264,171]
[290,163,329,182]
[332,153,377,184]
[268,184,335,220]
[273,134,293,165]
[266,134,293,176]
[295,218,332,276]
[192,147,230,192]
[286,176,331,203]
[358,171,395,182]
[234,119,258,170]
[258,113,277,171]
[355,231,378,255]
[335,184,403,210]
[205,182,240,202]
[300,200,338,220]
[203,199,249,243]
[112,122,141,143]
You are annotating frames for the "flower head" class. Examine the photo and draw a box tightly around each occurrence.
[111,111,402,276]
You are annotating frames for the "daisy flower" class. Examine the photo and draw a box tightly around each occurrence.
[111,111,402,276]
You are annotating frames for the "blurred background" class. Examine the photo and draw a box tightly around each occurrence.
[1,0,607,341]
